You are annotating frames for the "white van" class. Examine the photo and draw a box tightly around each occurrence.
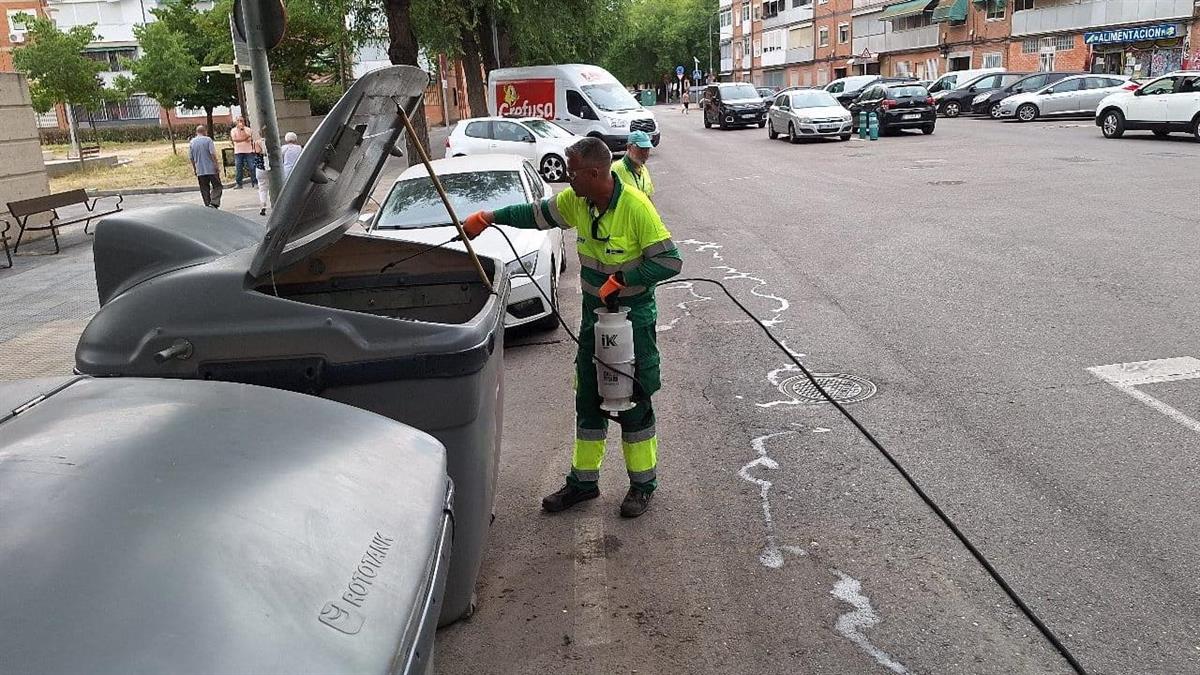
[927,67,1005,95]
[487,64,659,151]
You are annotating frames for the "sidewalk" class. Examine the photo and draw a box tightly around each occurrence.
[0,123,452,382]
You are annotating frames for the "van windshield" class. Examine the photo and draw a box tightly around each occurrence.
[722,84,762,100]
[581,83,642,111]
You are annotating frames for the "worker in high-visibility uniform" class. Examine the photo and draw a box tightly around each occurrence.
[463,137,682,518]
[611,130,654,200]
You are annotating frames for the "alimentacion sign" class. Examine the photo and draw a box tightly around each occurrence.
[1084,23,1180,45]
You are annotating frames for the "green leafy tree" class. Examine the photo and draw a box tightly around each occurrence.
[11,15,106,164]
[602,0,716,89]
[150,0,238,135]
[130,21,199,154]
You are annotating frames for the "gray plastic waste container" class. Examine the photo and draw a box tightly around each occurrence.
[75,65,508,625]
[0,376,452,674]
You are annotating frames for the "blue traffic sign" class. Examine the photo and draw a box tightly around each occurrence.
[676,65,685,78]
[693,69,703,81]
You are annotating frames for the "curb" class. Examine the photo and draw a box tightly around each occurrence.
[89,182,236,198]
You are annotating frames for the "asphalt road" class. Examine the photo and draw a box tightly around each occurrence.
[436,109,1200,675]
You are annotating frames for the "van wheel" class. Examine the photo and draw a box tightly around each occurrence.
[539,154,566,182]
[1100,110,1125,138]
[768,119,779,139]
[1016,103,1038,123]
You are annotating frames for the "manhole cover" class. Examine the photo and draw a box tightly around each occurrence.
[1055,156,1098,163]
[778,374,877,404]
[927,179,966,186]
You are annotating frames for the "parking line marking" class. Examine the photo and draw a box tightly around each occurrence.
[1087,357,1200,434]
[573,516,611,646]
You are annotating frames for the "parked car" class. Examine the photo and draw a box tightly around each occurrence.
[997,74,1135,122]
[702,82,770,129]
[757,86,779,101]
[1096,71,1200,140]
[767,89,854,142]
[369,155,565,330]
[971,71,1075,118]
[848,82,936,135]
[825,75,916,107]
[446,115,578,182]
[926,68,1005,95]
[935,72,1029,117]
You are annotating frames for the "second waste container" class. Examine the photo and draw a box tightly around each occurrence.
[75,66,507,625]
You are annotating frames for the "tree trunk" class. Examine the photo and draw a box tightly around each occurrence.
[497,27,514,67]
[478,3,499,73]
[165,107,177,155]
[64,103,84,170]
[205,105,215,139]
[384,0,429,165]
[461,27,488,117]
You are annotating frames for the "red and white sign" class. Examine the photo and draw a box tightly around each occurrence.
[495,79,556,119]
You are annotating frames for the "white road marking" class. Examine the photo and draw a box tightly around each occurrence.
[1087,357,1200,434]
[573,516,611,646]
[656,280,712,333]
[831,572,909,674]
[739,431,807,568]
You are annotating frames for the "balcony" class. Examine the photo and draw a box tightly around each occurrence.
[762,49,787,67]
[785,45,815,63]
[851,23,940,54]
[764,4,815,28]
[1011,0,1193,36]
[720,57,734,73]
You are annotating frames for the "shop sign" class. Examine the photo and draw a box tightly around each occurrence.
[1084,24,1180,45]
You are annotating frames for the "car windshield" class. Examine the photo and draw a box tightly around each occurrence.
[523,119,573,139]
[375,171,526,229]
[887,86,929,98]
[580,83,641,111]
[722,84,762,100]
[791,91,840,108]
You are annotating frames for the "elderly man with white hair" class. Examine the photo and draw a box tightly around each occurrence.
[281,131,303,181]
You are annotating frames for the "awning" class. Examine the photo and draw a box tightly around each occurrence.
[932,0,968,22]
[879,0,937,20]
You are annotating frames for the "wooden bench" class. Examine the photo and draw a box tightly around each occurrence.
[7,189,123,256]
[0,218,11,269]
[79,141,101,160]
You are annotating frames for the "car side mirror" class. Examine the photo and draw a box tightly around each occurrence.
[1043,88,1054,94]
[1132,88,1144,96]
[968,86,977,92]
[523,135,535,143]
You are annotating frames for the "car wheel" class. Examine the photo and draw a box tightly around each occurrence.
[922,124,935,135]
[533,264,560,332]
[1016,103,1038,123]
[1152,129,1170,138]
[1192,116,1200,143]
[788,122,800,144]
[839,133,851,141]
[943,101,961,118]
[989,103,1002,119]
[1100,110,1125,139]
[768,118,779,139]
[703,115,712,129]
[758,120,766,128]
[539,154,566,182]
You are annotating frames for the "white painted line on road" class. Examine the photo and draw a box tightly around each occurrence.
[1087,357,1200,434]
[831,572,909,674]
[656,281,712,333]
[739,431,807,568]
[573,516,611,647]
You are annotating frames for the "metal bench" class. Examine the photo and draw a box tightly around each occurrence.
[6,189,123,256]
[1,218,11,269]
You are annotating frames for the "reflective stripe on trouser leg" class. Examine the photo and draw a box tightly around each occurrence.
[572,309,608,484]
[619,399,657,488]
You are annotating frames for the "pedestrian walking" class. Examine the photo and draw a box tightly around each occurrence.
[612,130,654,200]
[230,117,256,189]
[681,89,690,115]
[188,125,222,209]
[281,131,303,182]
[463,137,682,518]
[253,127,271,217]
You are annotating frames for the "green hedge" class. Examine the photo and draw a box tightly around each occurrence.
[39,124,200,145]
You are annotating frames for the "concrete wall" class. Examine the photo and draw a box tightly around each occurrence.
[0,72,50,225]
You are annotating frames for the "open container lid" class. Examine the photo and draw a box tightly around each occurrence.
[250,65,429,280]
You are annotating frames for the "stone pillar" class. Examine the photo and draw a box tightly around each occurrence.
[0,72,51,227]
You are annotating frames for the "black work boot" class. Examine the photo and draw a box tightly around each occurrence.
[619,486,653,518]
[542,481,599,513]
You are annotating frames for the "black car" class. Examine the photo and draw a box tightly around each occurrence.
[935,72,1030,117]
[970,71,1075,118]
[848,83,936,135]
[828,75,917,108]
[702,82,769,129]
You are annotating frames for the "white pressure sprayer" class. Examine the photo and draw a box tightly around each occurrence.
[594,307,636,412]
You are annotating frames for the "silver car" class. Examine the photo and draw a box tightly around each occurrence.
[997,74,1133,122]
[767,89,854,142]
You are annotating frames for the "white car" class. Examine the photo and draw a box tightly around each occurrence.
[997,74,1134,122]
[767,89,853,142]
[446,116,579,183]
[369,155,566,330]
[1096,71,1200,141]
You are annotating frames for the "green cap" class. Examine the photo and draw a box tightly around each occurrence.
[628,130,653,148]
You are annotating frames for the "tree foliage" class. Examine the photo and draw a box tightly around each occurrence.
[149,0,238,131]
[130,21,199,153]
[11,16,106,113]
[602,0,717,86]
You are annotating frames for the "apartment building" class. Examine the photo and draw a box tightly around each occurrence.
[720,0,1199,87]
[1,0,46,71]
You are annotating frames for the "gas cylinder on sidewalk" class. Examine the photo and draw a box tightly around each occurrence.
[594,307,636,412]
[868,112,880,140]
[858,111,868,139]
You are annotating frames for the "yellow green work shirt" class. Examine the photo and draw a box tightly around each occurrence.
[611,156,654,199]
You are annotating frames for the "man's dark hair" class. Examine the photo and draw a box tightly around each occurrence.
[565,137,612,167]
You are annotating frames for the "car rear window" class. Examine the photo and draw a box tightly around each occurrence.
[886,86,929,98]
[376,170,526,230]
